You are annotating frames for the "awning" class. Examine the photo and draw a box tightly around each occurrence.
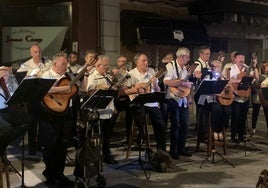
[120,10,208,46]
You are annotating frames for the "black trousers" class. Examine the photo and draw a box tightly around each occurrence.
[113,98,132,143]
[231,100,249,140]
[131,104,166,151]
[38,109,73,177]
[99,117,115,157]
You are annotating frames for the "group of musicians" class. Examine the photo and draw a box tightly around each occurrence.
[1,43,268,186]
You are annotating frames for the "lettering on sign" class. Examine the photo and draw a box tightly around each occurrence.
[173,30,184,42]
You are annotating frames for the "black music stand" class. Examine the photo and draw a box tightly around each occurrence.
[81,89,118,110]
[131,92,166,104]
[6,77,56,188]
[237,76,253,91]
[116,92,166,180]
[261,87,268,100]
[194,80,235,168]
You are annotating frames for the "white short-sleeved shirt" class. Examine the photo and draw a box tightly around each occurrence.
[127,67,159,107]
[86,69,114,119]
[230,63,254,102]
[17,58,52,77]
[194,58,210,72]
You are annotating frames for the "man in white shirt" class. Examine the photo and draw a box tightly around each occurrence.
[85,55,118,164]
[67,51,81,75]
[229,52,258,143]
[39,52,74,186]
[17,44,52,155]
[163,47,193,159]
[17,44,52,77]
[124,53,167,152]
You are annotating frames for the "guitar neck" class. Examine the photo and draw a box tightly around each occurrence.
[69,66,88,86]
[69,55,98,86]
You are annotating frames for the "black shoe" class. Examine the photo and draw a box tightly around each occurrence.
[103,156,118,164]
[169,153,180,160]
[42,171,56,186]
[56,175,73,185]
[179,151,192,157]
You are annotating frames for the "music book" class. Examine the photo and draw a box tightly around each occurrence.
[6,77,56,105]
[131,92,166,105]
[81,89,118,109]
[14,71,27,83]
[195,79,228,96]
[237,76,254,90]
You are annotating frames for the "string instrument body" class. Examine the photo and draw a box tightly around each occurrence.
[217,68,234,106]
[169,63,198,99]
[129,67,166,101]
[42,55,98,114]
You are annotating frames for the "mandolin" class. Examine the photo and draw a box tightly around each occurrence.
[217,68,234,106]
[129,67,166,101]
[169,63,198,99]
[42,55,98,114]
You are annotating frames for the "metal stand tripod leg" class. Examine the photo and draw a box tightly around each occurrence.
[116,120,152,180]
[200,111,235,168]
[8,125,27,188]
[243,118,263,156]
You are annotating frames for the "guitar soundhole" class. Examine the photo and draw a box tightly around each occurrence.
[224,87,230,95]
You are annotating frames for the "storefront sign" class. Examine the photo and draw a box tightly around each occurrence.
[2,26,68,63]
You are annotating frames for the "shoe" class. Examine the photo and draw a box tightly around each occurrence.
[42,171,56,186]
[103,156,118,164]
[56,175,73,185]
[169,153,180,160]
[179,150,192,157]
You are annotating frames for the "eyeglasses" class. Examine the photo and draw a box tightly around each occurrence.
[182,55,190,59]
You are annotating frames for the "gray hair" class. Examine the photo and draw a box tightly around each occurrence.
[133,53,145,64]
[176,47,190,57]
[52,51,68,64]
[96,55,109,66]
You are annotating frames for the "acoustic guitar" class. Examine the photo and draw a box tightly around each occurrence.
[42,56,98,113]
[233,52,256,99]
[129,67,166,101]
[169,63,198,99]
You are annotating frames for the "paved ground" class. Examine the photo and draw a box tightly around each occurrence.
[2,107,268,188]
